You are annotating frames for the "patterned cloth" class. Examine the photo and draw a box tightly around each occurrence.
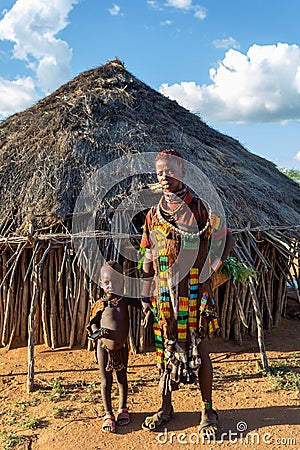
[141,189,227,388]
[98,340,128,371]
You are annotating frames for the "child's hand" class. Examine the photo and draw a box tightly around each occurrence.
[141,309,154,328]
[88,327,109,341]
[99,327,109,337]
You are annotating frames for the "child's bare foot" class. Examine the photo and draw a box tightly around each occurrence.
[102,414,115,433]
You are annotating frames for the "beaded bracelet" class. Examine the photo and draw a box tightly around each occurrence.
[202,400,212,410]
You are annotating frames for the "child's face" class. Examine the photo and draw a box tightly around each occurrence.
[100,266,124,296]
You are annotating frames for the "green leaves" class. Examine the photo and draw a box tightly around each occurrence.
[220,256,257,286]
[280,167,300,184]
[137,247,146,271]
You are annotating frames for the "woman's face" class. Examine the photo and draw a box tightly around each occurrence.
[155,158,184,193]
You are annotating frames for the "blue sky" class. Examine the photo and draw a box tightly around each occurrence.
[1,0,300,169]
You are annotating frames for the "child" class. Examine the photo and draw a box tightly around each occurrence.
[88,260,147,433]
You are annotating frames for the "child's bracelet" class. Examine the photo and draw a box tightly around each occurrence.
[99,327,109,336]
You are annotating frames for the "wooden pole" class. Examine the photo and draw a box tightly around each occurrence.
[57,247,66,345]
[249,277,269,371]
[49,250,58,348]
[27,245,40,392]
[7,273,18,350]
[69,267,81,348]
[41,254,51,347]
[0,254,4,342]
[220,282,231,339]
[21,250,30,341]
[1,251,9,346]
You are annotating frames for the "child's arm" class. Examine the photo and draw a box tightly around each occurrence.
[87,300,109,340]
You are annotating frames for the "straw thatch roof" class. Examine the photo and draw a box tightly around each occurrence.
[1,57,300,237]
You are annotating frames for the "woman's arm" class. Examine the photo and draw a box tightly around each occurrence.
[141,249,155,297]
[140,250,155,328]
[221,230,235,261]
[212,230,235,271]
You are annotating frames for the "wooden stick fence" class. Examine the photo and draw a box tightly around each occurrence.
[0,228,299,390]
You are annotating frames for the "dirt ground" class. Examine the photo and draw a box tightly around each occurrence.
[1,317,300,450]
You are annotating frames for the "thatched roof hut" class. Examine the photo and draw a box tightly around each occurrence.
[0,58,300,355]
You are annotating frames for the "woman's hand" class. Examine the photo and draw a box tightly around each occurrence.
[141,307,154,328]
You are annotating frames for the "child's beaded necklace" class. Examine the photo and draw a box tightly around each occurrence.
[106,295,123,307]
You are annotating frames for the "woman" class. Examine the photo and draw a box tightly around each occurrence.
[140,149,234,437]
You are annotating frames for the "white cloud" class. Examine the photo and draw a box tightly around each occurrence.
[161,20,172,25]
[166,0,193,8]
[0,0,78,117]
[35,52,73,92]
[212,37,240,50]
[166,0,206,19]
[0,76,39,117]
[193,7,206,20]
[108,4,123,16]
[294,151,300,162]
[159,43,300,124]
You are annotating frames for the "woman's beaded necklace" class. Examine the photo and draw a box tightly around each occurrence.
[157,195,211,239]
[159,195,186,216]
